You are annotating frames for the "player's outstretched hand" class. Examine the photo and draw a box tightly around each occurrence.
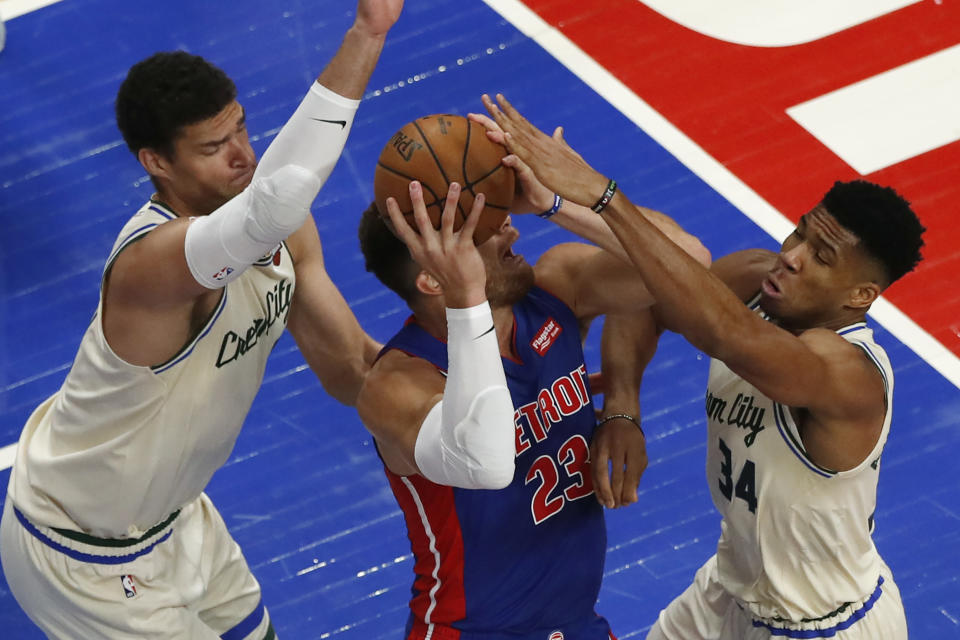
[468,111,559,215]
[355,0,404,37]
[384,181,487,309]
[481,93,609,211]
[591,415,648,509]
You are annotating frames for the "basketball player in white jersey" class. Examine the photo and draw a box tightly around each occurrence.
[0,1,402,638]
[484,93,925,639]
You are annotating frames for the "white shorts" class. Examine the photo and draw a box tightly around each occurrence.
[1,493,275,640]
[646,555,907,640]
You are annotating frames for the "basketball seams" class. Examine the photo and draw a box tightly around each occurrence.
[415,118,469,225]
[376,162,443,215]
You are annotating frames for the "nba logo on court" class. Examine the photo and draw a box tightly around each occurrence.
[120,575,138,599]
[548,632,564,640]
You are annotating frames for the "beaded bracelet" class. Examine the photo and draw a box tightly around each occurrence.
[538,193,563,219]
[591,179,617,214]
[597,413,644,436]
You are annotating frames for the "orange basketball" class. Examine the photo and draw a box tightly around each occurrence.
[374,114,514,245]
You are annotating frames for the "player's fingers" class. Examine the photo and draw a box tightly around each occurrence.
[590,441,615,508]
[458,192,484,245]
[481,94,504,125]
[409,181,441,249]
[439,182,461,244]
[610,448,626,509]
[495,93,522,123]
[552,126,564,141]
[622,458,644,506]
[384,196,420,249]
[467,111,503,134]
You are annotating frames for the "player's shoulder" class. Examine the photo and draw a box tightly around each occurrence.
[532,242,597,305]
[798,327,876,373]
[711,248,777,302]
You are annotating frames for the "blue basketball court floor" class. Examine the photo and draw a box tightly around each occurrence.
[1,0,958,637]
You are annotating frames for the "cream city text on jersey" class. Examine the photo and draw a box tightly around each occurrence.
[216,278,292,367]
[706,390,766,447]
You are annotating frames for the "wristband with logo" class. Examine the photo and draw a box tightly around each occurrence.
[538,193,563,219]
[591,179,617,214]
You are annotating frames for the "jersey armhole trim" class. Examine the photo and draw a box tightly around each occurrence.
[772,402,836,478]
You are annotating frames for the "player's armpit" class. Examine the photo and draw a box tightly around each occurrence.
[356,351,446,477]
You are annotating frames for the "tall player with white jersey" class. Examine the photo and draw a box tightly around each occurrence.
[0,2,402,638]
[485,93,925,639]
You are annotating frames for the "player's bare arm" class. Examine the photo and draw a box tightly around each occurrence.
[358,351,446,476]
[591,311,658,509]
[285,215,381,406]
[487,93,886,472]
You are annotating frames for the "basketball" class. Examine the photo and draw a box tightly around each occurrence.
[374,114,515,245]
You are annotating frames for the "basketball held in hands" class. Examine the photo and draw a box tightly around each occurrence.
[374,114,515,245]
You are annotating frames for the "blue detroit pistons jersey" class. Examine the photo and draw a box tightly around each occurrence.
[380,287,611,640]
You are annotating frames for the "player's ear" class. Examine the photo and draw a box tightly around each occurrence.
[414,270,443,297]
[138,147,172,181]
[848,281,881,310]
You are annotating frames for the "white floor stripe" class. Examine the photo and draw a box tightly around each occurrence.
[0,443,17,473]
[788,43,960,174]
[482,0,960,392]
[0,0,65,20]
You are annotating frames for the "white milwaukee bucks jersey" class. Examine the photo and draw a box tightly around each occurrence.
[8,200,295,538]
[704,297,894,622]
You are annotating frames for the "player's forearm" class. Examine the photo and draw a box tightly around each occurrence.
[599,311,659,418]
[598,190,751,357]
[316,24,386,99]
[550,199,710,268]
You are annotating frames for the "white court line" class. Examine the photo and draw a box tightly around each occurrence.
[482,0,960,393]
[0,0,65,20]
[0,443,17,472]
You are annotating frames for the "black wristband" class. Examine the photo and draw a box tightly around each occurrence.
[591,179,617,214]
[597,413,644,436]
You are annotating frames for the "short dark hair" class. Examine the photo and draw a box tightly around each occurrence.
[358,202,420,303]
[115,51,237,157]
[821,180,925,286]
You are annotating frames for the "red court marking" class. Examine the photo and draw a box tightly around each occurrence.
[522,0,960,356]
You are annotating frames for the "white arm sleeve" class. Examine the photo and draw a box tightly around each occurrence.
[414,302,517,489]
[183,82,359,289]
[254,82,359,183]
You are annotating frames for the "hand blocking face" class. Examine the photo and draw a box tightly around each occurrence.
[384,181,488,309]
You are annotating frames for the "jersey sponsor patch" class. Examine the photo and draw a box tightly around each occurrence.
[531,317,562,356]
[120,575,138,599]
[549,631,565,640]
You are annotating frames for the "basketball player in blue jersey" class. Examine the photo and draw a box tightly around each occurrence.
[485,93,924,639]
[0,2,402,638]
[355,166,709,638]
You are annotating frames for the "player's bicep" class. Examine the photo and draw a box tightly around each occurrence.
[720,325,868,415]
[356,353,445,476]
[535,243,654,320]
[106,218,210,309]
